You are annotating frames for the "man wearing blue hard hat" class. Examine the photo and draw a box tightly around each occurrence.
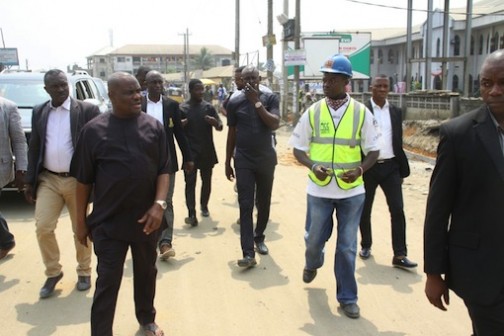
[289,54,380,319]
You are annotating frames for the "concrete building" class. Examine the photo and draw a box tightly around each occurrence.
[87,44,233,81]
[368,0,504,96]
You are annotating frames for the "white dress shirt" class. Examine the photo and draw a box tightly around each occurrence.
[146,96,164,125]
[43,97,74,173]
[370,98,395,160]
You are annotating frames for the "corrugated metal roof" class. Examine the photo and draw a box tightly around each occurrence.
[450,0,504,21]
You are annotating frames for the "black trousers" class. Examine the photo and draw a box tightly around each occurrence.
[359,160,407,256]
[465,289,504,336]
[184,167,213,216]
[91,227,158,336]
[0,190,15,249]
[236,166,275,258]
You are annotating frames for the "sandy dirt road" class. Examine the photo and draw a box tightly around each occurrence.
[0,122,471,336]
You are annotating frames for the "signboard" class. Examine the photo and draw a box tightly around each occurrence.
[0,48,19,66]
[284,49,306,66]
[301,32,371,79]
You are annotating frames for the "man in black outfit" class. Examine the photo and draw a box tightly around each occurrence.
[358,74,417,270]
[141,70,194,261]
[180,79,222,226]
[225,65,280,268]
[424,49,504,335]
[73,72,168,336]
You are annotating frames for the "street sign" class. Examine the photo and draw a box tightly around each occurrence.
[284,49,306,66]
[0,48,19,66]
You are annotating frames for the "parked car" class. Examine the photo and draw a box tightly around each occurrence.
[93,77,112,110]
[0,72,108,142]
[166,87,184,103]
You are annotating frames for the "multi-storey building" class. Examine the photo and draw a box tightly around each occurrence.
[87,44,233,81]
[369,0,504,96]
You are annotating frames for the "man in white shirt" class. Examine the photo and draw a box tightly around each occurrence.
[358,74,417,270]
[25,69,100,298]
[141,70,194,261]
[289,54,379,319]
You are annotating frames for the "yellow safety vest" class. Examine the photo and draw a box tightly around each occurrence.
[308,98,365,189]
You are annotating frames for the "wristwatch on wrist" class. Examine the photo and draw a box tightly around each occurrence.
[155,200,167,210]
[254,101,263,109]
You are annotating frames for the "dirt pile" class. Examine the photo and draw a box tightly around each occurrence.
[403,120,442,158]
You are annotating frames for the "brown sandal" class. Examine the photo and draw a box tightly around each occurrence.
[142,323,164,336]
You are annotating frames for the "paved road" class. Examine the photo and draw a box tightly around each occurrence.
[0,123,471,336]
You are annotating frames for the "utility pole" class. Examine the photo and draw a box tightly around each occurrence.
[235,0,240,66]
[425,0,433,90]
[179,28,191,95]
[294,0,301,122]
[267,0,273,85]
[463,0,473,97]
[282,0,289,121]
[406,0,412,92]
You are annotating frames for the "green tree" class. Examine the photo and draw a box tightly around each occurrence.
[192,47,215,70]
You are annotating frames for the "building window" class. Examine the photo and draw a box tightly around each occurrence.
[436,38,441,57]
[132,57,141,62]
[99,58,105,63]
[100,71,106,77]
[388,49,394,64]
[453,35,461,56]
[452,75,459,92]
[501,35,504,49]
[479,35,484,54]
[420,44,423,57]
[117,56,126,62]
[470,35,474,55]
[378,49,383,64]
[490,32,499,52]
[370,49,374,64]
[412,47,416,58]
[486,34,490,53]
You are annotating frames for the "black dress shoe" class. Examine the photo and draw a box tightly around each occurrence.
[76,275,91,291]
[392,256,418,269]
[40,272,64,299]
[237,256,257,268]
[303,268,317,283]
[184,215,198,226]
[255,241,269,255]
[201,207,210,217]
[359,248,371,260]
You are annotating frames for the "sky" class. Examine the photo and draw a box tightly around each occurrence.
[1,0,471,72]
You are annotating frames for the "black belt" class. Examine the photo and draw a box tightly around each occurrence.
[45,169,71,178]
[376,158,394,164]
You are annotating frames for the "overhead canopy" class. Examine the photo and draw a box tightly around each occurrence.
[200,78,217,85]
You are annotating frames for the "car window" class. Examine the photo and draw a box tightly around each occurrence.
[83,79,100,100]
[0,80,49,108]
[74,81,87,100]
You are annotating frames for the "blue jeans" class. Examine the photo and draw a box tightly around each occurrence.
[304,193,365,304]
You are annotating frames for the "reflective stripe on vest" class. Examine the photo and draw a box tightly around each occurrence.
[308,98,365,189]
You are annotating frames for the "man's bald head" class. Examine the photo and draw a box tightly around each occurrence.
[108,72,142,117]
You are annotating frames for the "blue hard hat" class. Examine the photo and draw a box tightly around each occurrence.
[320,54,353,78]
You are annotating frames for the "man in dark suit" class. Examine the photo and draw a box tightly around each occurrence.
[358,74,417,269]
[24,69,100,298]
[424,50,504,335]
[141,70,194,260]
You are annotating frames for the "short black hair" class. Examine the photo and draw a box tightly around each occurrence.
[44,69,65,85]
[235,66,246,73]
[188,79,203,91]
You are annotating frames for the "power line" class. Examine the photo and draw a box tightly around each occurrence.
[344,0,504,17]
